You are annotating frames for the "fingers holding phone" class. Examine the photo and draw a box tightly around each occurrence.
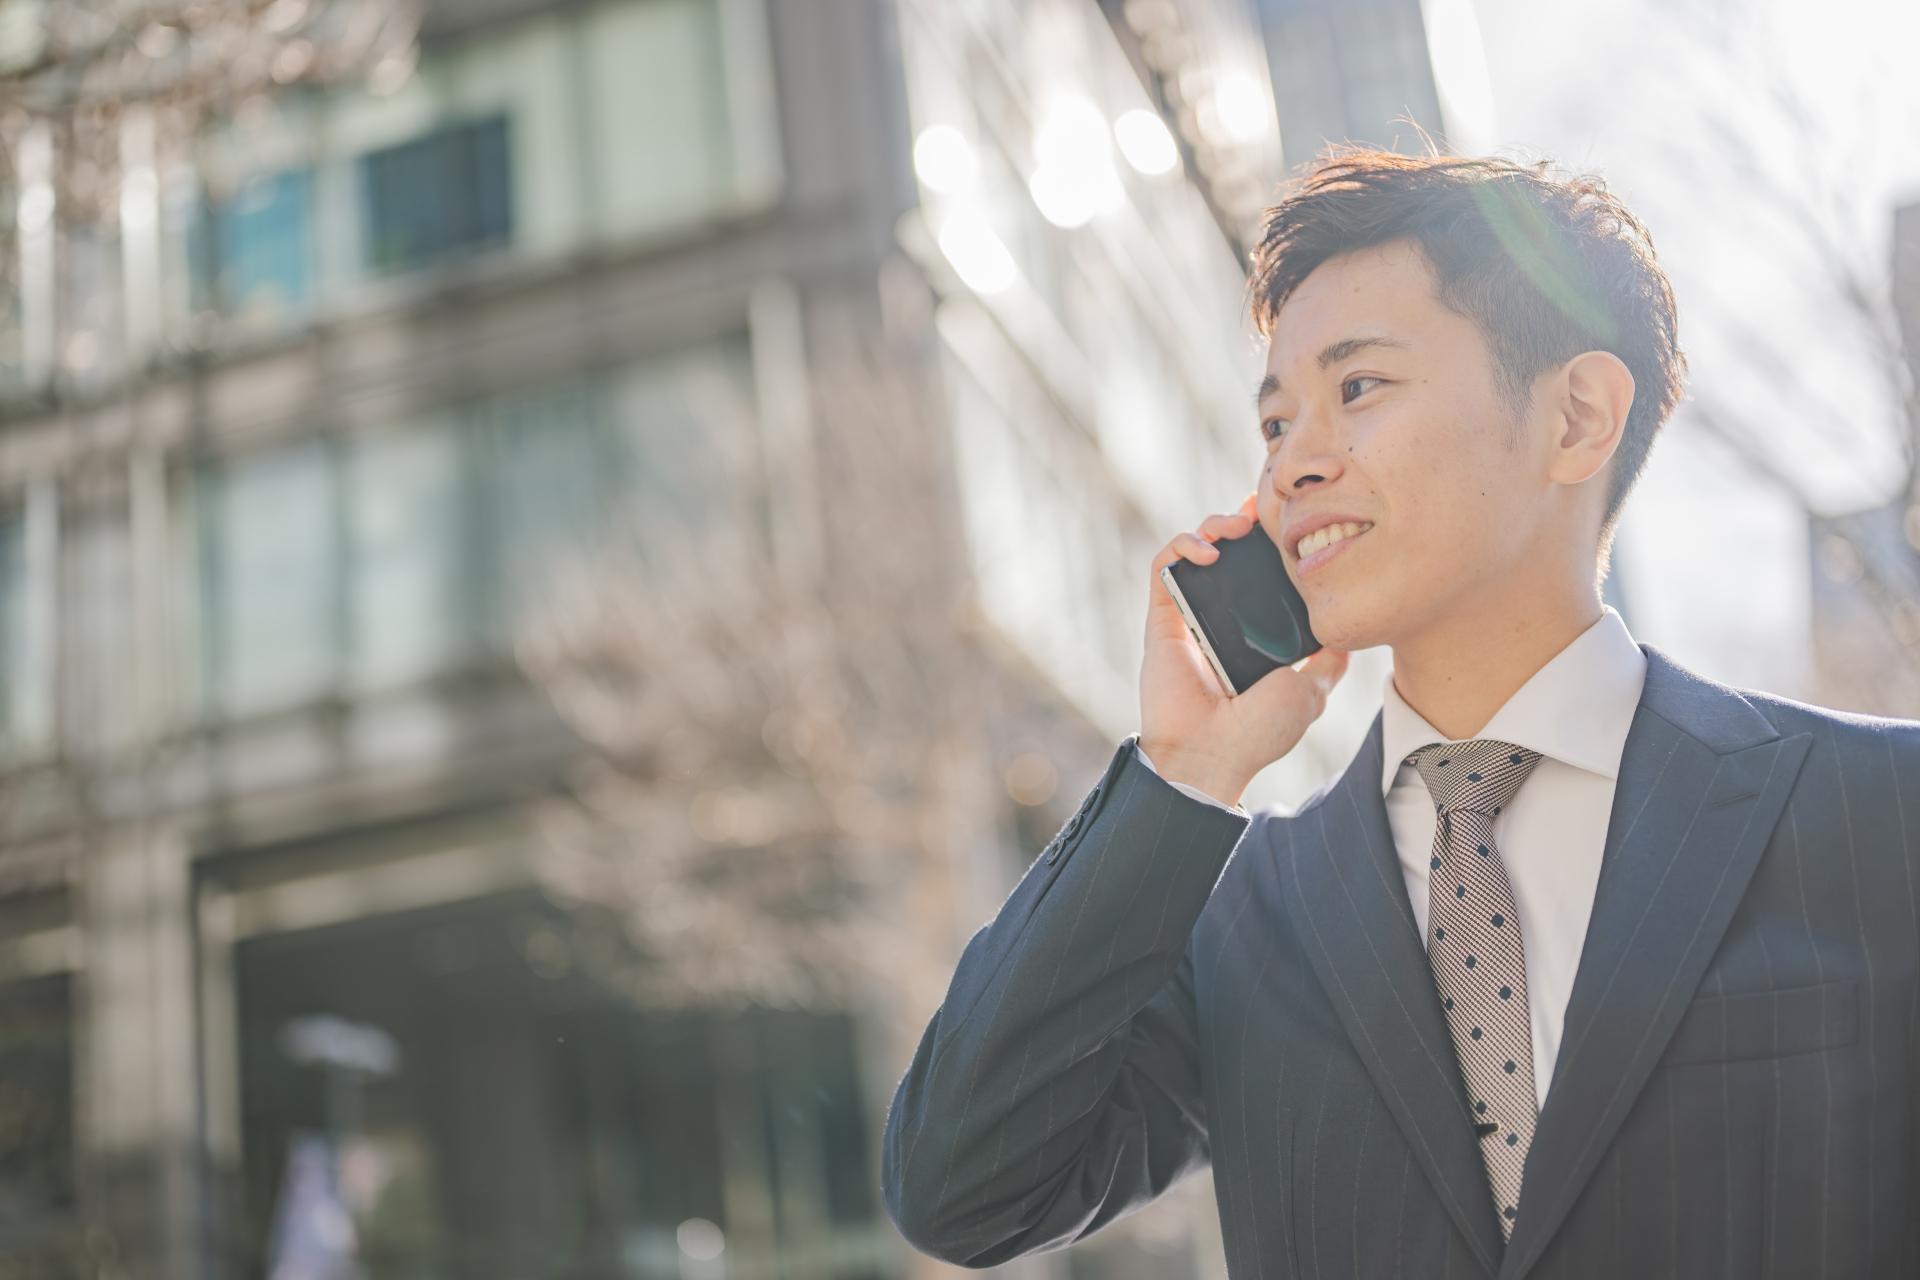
[1147,509,1254,616]
[1142,500,1348,803]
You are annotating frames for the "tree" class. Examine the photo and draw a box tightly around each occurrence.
[1591,0,1920,708]
[0,0,422,389]
[513,293,1005,1012]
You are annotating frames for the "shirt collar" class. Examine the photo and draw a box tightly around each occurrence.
[1378,604,1649,797]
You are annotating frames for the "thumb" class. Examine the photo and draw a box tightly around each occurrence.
[1237,644,1349,717]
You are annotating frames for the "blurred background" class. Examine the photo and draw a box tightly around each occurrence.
[0,0,1915,1276]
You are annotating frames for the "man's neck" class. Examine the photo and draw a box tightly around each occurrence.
[1389,583,1603,742]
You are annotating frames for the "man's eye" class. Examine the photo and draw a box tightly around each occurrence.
[1264,378,1379,440]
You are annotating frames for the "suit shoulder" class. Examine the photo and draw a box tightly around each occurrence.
[1733,684,1920,747]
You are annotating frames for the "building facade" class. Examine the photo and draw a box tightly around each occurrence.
[1255,0,1447,167]
[0,0,1375,1277]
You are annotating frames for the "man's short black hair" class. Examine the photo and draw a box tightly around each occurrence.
[1246,146,1687,563]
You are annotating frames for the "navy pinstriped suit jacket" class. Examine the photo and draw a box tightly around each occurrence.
[882,643,1920,1277]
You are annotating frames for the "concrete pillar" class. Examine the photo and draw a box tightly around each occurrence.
[76,822,204,1280]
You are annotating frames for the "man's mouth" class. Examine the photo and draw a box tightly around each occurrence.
[1294,521,1374,561]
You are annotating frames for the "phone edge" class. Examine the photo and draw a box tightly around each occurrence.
[1159,563,1241,696]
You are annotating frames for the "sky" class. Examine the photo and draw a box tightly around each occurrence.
[1463,0,1920,695]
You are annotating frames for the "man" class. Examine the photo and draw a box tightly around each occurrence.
[881,149,1920,1278]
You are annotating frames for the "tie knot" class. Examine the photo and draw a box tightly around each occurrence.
[1405,738,1543,815]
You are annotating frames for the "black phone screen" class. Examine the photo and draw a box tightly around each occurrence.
[1160,519,1321,695]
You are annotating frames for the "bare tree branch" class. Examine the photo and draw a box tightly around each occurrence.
[512,301,1008,1012]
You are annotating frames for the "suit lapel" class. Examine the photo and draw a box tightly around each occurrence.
[1281,709,1509,1277]
[1277,641,1813,1280]
[1496,642,1813,1280]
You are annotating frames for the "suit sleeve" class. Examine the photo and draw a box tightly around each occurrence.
[1135,744,1249,815]
[1899,724,1920,1234]
[881,733,1253,1267]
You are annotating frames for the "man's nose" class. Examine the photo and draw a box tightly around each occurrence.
[1270,411,1345,494]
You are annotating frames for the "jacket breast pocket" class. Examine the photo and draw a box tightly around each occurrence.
[1661,978,1858,1067]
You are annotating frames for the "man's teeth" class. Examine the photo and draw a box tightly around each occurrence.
[1298,521,1373,559]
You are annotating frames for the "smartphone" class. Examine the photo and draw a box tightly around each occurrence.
[1159,518,1321,695]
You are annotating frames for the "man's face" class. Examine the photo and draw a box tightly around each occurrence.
[1254,238,1558,652]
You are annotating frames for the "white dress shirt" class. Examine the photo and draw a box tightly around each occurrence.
[1137,604,1648,1108]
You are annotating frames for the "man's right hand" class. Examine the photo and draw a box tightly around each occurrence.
[1141,493,1351,807]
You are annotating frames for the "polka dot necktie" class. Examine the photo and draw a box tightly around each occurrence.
[1405,738,1544,1243]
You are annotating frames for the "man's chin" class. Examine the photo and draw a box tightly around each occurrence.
[1304,607,1382,655]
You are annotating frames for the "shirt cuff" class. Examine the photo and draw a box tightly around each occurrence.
[1134,742,1247,815]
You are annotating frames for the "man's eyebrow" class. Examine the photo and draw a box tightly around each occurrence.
[1252,335,1412,407]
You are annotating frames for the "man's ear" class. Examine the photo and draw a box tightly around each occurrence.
[1550,350,1635,487]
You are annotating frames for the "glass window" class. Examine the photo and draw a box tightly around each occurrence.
[201,439,339,715]
[232,895,885,1277]
[59,514,134,757]
[59,229,123,394]
[0,975,76,1242]
[474,379,616,646]
[0,242,22,397]
[942,334,1134,719]
[206,168,315,324]
[183,335,758,719]
[0,502,52,758]
[474,335,764,647]
[0,515,31,751]
[360,116,513,273]
[587,0,747,235]
[348,419,469,690]
[606,332,755,537]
